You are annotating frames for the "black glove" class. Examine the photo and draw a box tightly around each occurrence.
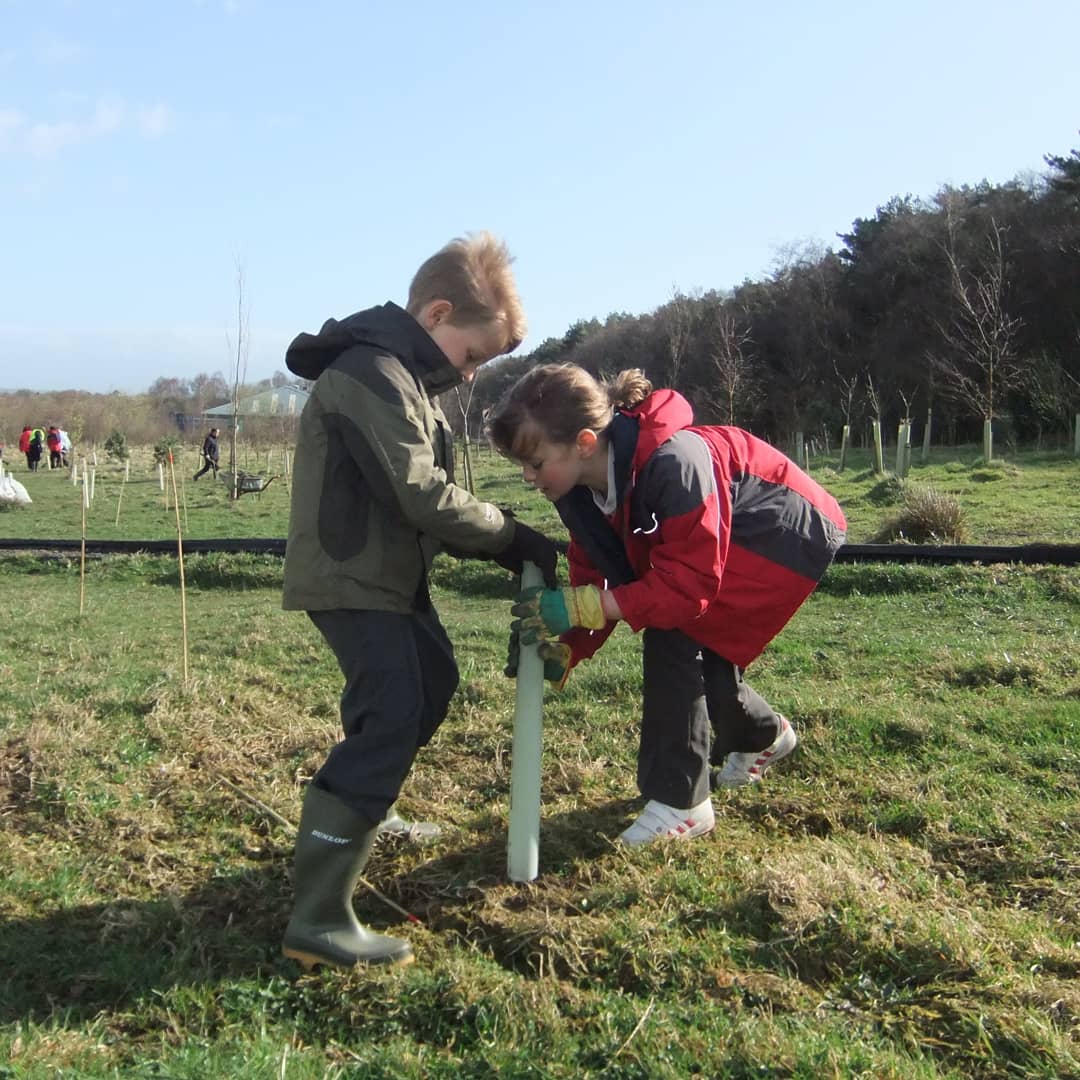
[492,521,559,588]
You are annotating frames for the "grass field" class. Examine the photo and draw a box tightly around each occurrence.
[1,445,1078,1077]
[1,442,1078,545]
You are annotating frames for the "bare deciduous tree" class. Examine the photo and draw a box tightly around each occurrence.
[661,286,695,389]
[702,308,754,424]
[225,260,250,499]
[453,380,478,494]
[931,209,1024,458]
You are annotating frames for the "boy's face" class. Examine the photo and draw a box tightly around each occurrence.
[429,321,507,382]
[419,300,507,382]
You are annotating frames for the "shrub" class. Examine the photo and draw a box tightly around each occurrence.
[872,483,966,543]
[103,430,130,462]
[864,475,906,506]
[152,435,182,466]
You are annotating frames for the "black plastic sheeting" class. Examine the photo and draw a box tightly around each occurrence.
[1,538,1079,565]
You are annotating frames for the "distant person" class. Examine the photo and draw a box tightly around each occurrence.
[27,428,45,472]
[18,426,32,469]
[279,231,560,971]
[46,426,63,469]
[490,364,847,846]
[193,427,220,480]
[58,427,72,466]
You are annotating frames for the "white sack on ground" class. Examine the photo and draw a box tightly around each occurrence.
[0,475,32,505]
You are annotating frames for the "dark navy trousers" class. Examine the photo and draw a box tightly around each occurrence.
[308,604,458,823]
[638,627,780,809]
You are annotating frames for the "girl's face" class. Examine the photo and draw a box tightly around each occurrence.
[512,429,603,502]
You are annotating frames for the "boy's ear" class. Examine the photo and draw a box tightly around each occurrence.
[419,299,453,329]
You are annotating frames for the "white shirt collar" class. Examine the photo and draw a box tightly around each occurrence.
[589,443,618,515]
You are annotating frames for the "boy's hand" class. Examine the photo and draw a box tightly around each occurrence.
[493,522,560,588]
[505,628,572,687]
[510,585,606,643]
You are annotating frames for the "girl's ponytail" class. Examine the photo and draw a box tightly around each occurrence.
[605,369,652,410]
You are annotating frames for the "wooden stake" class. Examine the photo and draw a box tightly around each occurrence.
[167,453,189,683]
[114,473,126,527]
[79,478,87,616]
[179,453,189,532]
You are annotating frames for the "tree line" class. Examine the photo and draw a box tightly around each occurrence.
[0,371,303,452]
[455,141,1080,455]
[4,142,1078,458]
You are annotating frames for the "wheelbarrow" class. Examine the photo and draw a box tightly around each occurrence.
[220,470,279,498]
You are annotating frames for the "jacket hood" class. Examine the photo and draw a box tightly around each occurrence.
[623,389,694,468]
[285,301,461,393]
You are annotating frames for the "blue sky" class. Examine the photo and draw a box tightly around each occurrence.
[2,0,1078,393]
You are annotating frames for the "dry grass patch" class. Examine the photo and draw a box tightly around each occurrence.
[872,482,967,543]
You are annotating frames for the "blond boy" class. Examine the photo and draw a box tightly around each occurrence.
[280,233,559,970]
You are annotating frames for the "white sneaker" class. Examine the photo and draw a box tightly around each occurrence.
[713,716,797,789]
[617,797,715,846]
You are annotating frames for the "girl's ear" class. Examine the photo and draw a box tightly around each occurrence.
[576,429,599,456]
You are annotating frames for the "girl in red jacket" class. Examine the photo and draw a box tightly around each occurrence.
[490,364,847,846]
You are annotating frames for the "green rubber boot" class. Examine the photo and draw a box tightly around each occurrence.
[282,785,414,970]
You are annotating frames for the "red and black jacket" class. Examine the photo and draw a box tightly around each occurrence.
[556,390,847,670]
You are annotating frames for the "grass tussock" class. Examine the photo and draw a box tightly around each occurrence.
[872,482,967,544]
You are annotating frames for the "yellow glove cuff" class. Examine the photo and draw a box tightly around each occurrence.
[564,585,606,630]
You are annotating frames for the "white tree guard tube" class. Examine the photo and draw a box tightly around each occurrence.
[508,561,545,882]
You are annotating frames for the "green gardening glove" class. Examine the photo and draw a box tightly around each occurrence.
[510,585,606,645]
[505,625,572,687]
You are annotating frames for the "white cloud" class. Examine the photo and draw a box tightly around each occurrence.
[36,35,85,66]
[0,107,24,150]
[27,118,81,155]
[138,103,170,137]
[26,98,121,155]
[0,98,171,156]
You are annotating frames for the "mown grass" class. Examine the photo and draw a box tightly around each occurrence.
[1,539,1078,1077]
[1,443,1077,1076]
[1,443,1078,545]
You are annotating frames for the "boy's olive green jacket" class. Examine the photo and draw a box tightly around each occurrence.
[281,302,514,613]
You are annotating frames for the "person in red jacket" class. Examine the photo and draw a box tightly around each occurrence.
[46,426,63,469]
[490,364,847,846]
[18,426,32,469]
